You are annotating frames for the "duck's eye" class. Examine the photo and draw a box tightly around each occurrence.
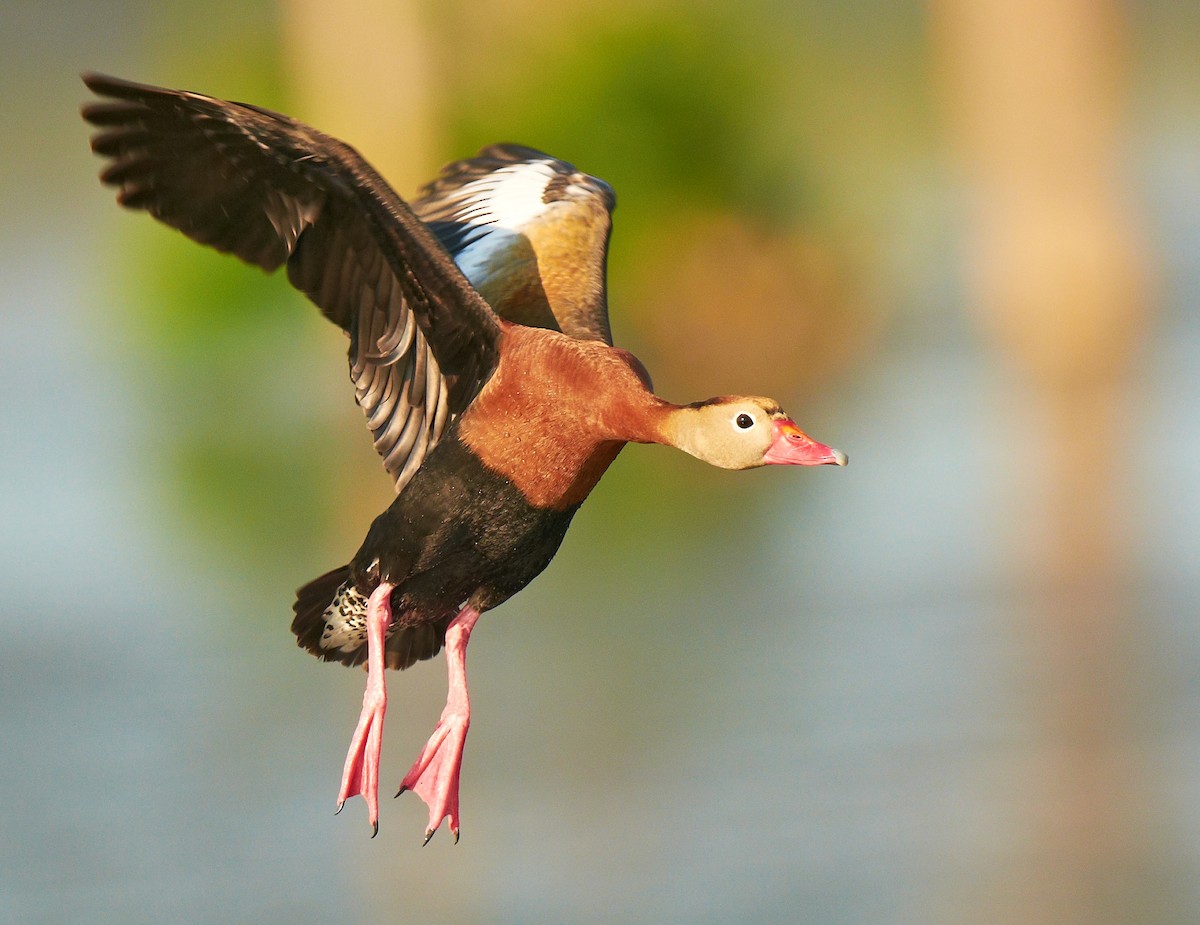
[735,413,755,430]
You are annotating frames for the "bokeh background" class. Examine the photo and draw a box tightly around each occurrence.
[3,0,1199,922]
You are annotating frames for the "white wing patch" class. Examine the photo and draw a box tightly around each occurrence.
[414,144,616,343]
[458,160,562,230]
[430,160,562,289]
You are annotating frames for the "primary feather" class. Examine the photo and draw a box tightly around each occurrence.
[82,71,500,493]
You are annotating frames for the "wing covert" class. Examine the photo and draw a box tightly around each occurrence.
[414,144,616,345]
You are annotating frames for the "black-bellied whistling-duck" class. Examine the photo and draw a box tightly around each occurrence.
[82,73,847,844]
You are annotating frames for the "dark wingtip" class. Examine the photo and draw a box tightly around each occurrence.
[81,72,130,99]
[81,73,160,129]
[81,72,164,100]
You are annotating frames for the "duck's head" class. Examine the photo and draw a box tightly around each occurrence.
[669,396,848,471]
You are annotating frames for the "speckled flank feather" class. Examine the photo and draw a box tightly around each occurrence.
[291,566,448,671]
[319,583,373,653]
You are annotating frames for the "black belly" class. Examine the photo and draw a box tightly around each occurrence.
[351,433,581,625]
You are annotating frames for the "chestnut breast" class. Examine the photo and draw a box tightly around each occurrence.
[456,325,655,511]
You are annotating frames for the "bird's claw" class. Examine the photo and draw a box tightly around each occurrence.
[335,797,377,837]
[398,714,467,846]
[419,823,458,846]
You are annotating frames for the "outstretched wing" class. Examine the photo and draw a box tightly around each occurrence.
[82,73,502,493]
[414,144,616,345]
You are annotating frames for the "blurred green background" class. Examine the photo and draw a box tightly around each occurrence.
[3,0,1200,922]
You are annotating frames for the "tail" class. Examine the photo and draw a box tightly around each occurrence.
[292,565,355,661]
[291,565,450,670]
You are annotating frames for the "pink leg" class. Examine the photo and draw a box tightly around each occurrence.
[335,581,394,837]
[397,604,481,844]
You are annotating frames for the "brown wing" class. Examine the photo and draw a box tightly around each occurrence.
[414,144,616,345]
[82,73,502,492]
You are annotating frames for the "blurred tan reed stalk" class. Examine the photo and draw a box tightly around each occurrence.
[932,0,1156,921]
[277,0,443,537]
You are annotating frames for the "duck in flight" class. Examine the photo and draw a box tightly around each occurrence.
[81,73,847,844]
